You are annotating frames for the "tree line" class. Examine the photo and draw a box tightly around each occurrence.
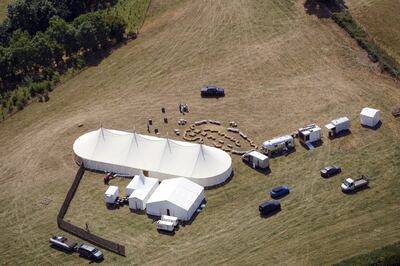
[0,0,129,116]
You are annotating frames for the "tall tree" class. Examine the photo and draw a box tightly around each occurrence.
[46,16,78,56]
[74,13,110,51]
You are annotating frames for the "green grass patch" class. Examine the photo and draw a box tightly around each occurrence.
[335,241,400,266]
[332,11,400,79]
[107,0,151,33]
[0,0,9,22]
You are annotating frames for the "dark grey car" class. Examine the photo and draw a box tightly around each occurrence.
[320,165,341,177]
[77,244,103,261]
[200,85,225,97]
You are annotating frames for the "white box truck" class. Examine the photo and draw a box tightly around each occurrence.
[325,117,350,137]
[241,151,269,169]
[104,185,119,205]
[156,220,175,232]
[161,215,179,226]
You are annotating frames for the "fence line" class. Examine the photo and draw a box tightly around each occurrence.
[57,164,126,256]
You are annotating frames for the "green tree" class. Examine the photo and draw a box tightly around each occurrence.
[31,31,63,68]
[74,12,110,51]
[105,14,126,43]
[46,16,78,56]
[8,29,35,76]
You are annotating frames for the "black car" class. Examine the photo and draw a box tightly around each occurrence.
[320,165,341,177]
[259,200,281,215]
[200,85,225,97]
[77,244,103,261]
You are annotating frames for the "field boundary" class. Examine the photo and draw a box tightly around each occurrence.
[334,241,400,265]
[137,0,152,34]
[331,10,400,79]
[57,164,126,256]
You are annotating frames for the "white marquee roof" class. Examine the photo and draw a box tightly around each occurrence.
[127,174,158,192]
[73,128,232,186]
[147,177,204,211]
[360,107,380,118]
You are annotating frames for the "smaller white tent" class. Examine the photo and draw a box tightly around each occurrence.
[105,185,119,204]
[146,177,205,221]
[360,107,380,127]
[126,174,159,210]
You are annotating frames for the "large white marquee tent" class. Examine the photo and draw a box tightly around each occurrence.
[73,128,232,187]
[146,177,205,221]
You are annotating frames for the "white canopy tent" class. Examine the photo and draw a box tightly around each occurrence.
[146,177,205,221]
[73,128,232,187]
[360,107,380,127]
[126,174,159,210]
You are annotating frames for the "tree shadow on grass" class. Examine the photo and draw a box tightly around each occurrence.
[304,0,348,18]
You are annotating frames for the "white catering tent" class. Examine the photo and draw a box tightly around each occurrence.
[146,177,205,221]
[126,174,159,210]
[73,128,232,187]
[360,107,381,127]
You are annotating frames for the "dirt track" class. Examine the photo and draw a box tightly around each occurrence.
[0,0,399,265]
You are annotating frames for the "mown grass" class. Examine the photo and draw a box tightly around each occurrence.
[0,0,9,22]
[345,0,400,65]
[335,241,400,266]
[332,11,399,78]
[0,0,400,265]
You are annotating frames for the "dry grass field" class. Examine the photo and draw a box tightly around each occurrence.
[0,0,400,265]
[346,0,400,63]
[0,0,9,22]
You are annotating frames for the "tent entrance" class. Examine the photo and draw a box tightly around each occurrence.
[167,209,170,216]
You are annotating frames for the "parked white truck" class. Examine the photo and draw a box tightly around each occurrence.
[241,151,269,169]
[325,117,350,137]
[341,175,369,193]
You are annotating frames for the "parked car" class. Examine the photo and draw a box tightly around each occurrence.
[270,185,290,199]
[320,165,341,177]
[200,85,225,97]
[341,175,369,193]
[77,244,103,261]
[49,235,77,252]
[259,200,281,215]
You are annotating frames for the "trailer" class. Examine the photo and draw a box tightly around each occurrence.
[241,151,269,169]
[49,236,77,252]
[325,117,350,137]
[341,175,369,193]
[156,220,175,232]
[261,135,294,155]
[298,124,322,145]
[104,185,119,205]
[161,215,179,226]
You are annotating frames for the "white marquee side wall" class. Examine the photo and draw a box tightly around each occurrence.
[79,157,232,187]
[146,191,205,221]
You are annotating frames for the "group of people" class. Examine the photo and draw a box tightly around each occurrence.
[179,103,189,114]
